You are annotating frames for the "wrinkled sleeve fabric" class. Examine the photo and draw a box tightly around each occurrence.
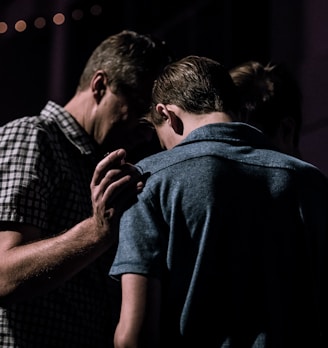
[110,187,166,279]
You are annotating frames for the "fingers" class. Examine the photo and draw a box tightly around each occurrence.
[91,149,144,222]
[102,162,142,203]
[101,173,144,221]
[91,149,127,188]
[103,173,143,207]
[93,162,139,201]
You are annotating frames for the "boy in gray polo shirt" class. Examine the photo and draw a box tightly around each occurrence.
[110,55,328,348]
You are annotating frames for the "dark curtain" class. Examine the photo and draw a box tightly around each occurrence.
[2,0,328,176]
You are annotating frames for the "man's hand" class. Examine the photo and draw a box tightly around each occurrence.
[91,149,144,231]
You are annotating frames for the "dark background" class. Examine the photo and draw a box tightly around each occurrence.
[1,0,328,175]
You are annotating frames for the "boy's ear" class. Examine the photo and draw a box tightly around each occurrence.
[155,104,169,120]
[156,104,184,135]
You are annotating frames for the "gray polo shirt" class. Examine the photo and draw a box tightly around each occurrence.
[110,122,328,347]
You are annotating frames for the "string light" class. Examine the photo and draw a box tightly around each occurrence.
[72,9,84,21]
[53,13,65,25]
[90,5,102,16]
[0,22,8,34]
[15,20,27,32]
[0,4,102,35]
[34,17,46,29]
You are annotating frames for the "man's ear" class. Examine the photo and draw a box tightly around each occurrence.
[156,104,184,135]
[91,70,107,103]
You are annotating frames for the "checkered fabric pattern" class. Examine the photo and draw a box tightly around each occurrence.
[0,101,115,347]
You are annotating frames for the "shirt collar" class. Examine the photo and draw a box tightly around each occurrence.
[41,101,98,155]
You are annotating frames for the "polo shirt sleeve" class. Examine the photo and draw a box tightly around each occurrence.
[110,190,166,279]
